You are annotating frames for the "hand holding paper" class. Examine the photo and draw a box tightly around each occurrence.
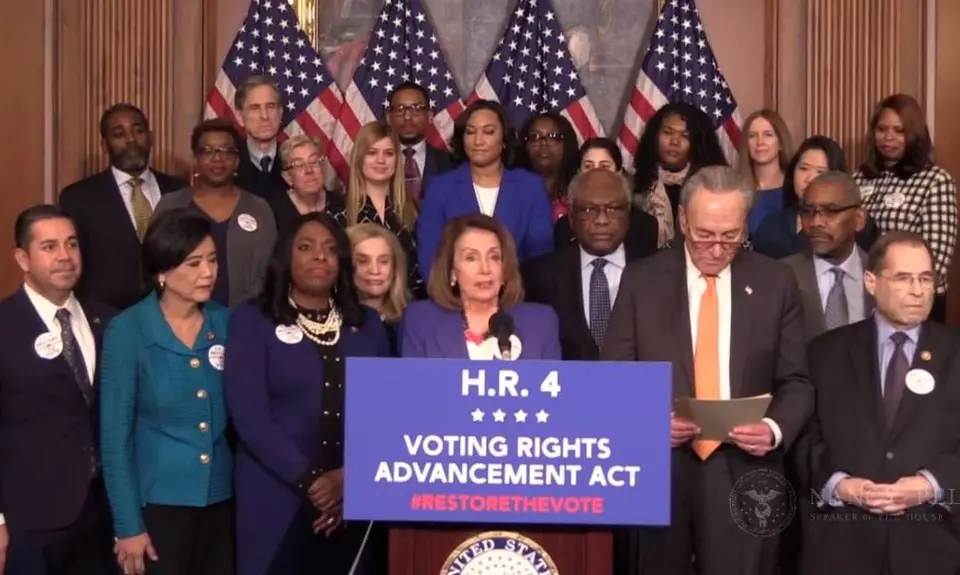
[673,394,772,446]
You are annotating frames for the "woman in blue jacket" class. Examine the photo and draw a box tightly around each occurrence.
[100,208,234,575]
[416,100,554,280]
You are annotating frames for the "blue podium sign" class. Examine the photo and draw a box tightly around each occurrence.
[344,359,672,526]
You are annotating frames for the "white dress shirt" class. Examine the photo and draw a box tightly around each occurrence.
[684,249,783,447]
[111,167,162,231]
[473,185,500,216]
[247,138,278,171]
[580,244,626,326]
[813,248,867,323]
[403,140,427,176]
[23,283,96,382]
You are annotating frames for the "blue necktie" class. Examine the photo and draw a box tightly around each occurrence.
[589,259,611,348]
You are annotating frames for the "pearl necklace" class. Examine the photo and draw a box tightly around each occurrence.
[289,296,342,346]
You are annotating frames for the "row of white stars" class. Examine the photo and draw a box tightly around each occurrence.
[471,408,549,423]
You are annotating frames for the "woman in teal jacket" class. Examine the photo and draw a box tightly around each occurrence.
[100,208,234,575]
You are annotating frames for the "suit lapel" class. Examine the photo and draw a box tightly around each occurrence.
[795,254,828,333]
[561,246,593,349]
[438,309,469,358]
[99,171,142,245]
[729,260,752,398]
[848,320,887,442]
[888,323,945,440]
[666,249,695,394]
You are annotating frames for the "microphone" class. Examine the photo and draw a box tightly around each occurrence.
[488,312,515,360]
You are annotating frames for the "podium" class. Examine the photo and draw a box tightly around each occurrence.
[388,525,612,574]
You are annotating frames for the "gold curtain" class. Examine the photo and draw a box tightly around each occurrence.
[289,0,320,51]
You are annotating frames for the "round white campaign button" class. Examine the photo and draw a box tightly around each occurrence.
[34,332,63,360]
[237,213,258,232]
[905,368,935,395]
[884,191,906,209]
[208,344,225,371]
[275,325,303,344]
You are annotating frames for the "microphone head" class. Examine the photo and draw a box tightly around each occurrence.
[488,311,515,339]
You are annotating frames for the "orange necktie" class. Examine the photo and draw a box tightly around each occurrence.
[693,276,721,459]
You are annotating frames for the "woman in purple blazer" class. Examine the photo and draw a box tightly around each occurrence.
[401,213,561,360]
[222,213,391,575]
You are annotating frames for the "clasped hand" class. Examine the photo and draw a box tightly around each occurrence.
[307,468,344,536]
[671,413,774,457]
[836,475,935,515]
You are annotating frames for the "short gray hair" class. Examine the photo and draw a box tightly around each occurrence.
[805,170,861,203]
[567,169,632,204]
[679,165,755,208]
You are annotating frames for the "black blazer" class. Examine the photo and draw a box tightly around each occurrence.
[553,207,659,260]
[0,288,116,533]
[421,145,454,198]
[803,320,960,575]
[59,169,185,311]
[522,242,648,360]
[235,141,288,200]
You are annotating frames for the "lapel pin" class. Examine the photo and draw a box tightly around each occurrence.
[206,332,216,341]
[92,317,101,325]
[745,286,753,295]
[921,350,932,361]
[351,326,359,333]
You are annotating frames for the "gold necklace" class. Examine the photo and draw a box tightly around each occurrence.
[289,296,342,346]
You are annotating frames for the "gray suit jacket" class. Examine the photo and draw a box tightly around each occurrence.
[781,249,874,342]
[152,188,277,307]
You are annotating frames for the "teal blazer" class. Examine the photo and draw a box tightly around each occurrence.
[99,293,233,537]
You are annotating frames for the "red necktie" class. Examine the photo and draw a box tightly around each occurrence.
[403,147,422,199]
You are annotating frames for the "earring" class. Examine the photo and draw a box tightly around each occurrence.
[158,276,166,289]
[450,277,457,287]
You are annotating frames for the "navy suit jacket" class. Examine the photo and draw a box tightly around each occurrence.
[223,303,391,575]
[399,300,561,359]
[416,165,554,280]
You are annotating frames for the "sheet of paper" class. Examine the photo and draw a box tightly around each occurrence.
[673,394,773,441]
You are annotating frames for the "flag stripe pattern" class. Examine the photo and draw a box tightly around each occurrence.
[618,0,742,169]
[467,0,604,144]
[203,0,346,177]
[329,0,463,184]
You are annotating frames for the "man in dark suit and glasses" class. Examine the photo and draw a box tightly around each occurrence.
[802,231,960,575]
[523,168,652,360]
[59,103,186,311]
[232,75,289,200]
[602,166,813,575]
[782,171,873,342]
[385,81,453,200]
[0,205,117,575]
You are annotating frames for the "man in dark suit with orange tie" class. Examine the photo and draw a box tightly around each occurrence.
[602,166,813,575]
[385,82,453,200]
[59,103,186,310]
[0,205,117,575]
[802,231,960,575]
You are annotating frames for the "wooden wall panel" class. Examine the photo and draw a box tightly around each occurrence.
[56,0,206,193]
[935,0,960,323]
[804,0,924,169]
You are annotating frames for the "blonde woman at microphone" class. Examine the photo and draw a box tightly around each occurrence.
[399,213,561,360]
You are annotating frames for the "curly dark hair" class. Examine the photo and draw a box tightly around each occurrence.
[632,102,727,198]
[450,99,519,167]
[514,111,581,200]
[782,135,848,209]
[257,212,365,328]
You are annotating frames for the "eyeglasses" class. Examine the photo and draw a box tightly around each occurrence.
[687,235,745,251]
[572,204,629,220]
[285,157,325,172]
[388,103,429,116]
[878,272,936,290]
[798,203,860,219]
[525,132,564,143]
[196,146,239,158]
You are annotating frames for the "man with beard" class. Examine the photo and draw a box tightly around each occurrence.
[59,103,186,310]
[0,205,117,575]
[385,82,453,200]
[782,171,873,341]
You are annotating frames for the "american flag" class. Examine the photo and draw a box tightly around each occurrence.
[469,0,603,143]
[330,0,463,183]
[203,0,345,170]
[618,0,742,168]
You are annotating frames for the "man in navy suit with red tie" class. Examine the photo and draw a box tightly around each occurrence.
[0,206,117,575]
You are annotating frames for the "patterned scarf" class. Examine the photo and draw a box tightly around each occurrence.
[643,164,690,247]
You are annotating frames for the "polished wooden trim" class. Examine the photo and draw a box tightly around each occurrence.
[763,0,779,109]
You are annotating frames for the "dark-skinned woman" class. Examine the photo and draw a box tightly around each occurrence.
[152,119,277,308]
[515,111,581,221]
[223,212,391,575]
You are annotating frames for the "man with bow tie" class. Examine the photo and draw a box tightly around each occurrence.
[0,205,117,575]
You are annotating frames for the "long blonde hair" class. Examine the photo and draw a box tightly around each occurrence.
[346,122,418,229]
[346,223,410,323]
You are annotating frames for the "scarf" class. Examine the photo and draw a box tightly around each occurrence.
[643,164,690,248]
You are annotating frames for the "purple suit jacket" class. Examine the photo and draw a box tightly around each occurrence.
[222,303,391,575]
[399,300,562,359]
